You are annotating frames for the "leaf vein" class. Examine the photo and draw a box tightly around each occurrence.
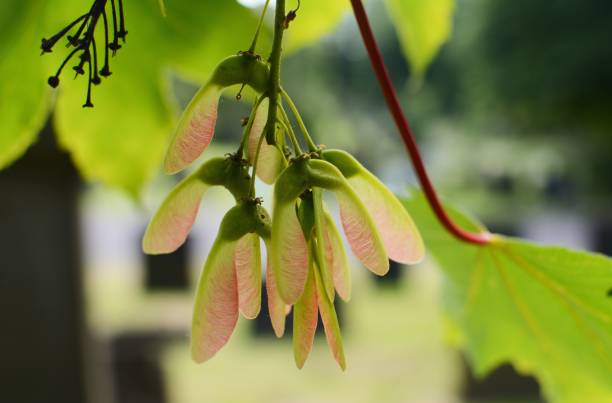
[497,245,611,324]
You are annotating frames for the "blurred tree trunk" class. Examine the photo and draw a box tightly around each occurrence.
[0,122,86,403]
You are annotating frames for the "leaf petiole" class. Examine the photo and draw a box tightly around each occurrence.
[281,88,317,152]
[349,0,491,245]
[276,110,303,155]
[248,0,271,53]
[238,95,266,157]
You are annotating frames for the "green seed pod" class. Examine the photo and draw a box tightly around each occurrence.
[210,54,269,93]
[191,155,251,201]
[217,203,258,242]
[222,159,251,201]
[274,158,311,203]
[217,201,271,241]
[194,156,229,185]
[320,149,361,177]
[306,159,346,190]
[297,193,315,238]
[253,203,272,240]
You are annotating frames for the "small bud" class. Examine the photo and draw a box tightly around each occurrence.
[41,38,53,53]
[99,66,112,77]
[73,65,85,75]
[210,54,270,93]
[283,10,297,29]
[92,75,102,85]
[47,76,60,88]
[67,35,80,47]
[109,41,122,52]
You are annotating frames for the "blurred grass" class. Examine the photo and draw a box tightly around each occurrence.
[162,265,462,403]
[86,261,463,402]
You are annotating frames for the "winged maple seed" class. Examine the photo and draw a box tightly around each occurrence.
[143,5,423,368]
[163,54,270,174]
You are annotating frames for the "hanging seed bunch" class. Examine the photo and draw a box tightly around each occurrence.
[143,50,425,369]
[40,0,127,107]
[142,0,424,370]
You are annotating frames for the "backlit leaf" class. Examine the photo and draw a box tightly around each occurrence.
[384,0,454,77]
[283,0,349,52]
[0,1,52,170]
[406,193,612,403]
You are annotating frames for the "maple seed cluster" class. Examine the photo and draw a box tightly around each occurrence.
[40,0,127,108]
[142,52,425,370]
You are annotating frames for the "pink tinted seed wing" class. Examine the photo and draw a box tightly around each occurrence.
[191,240,239,363]
[247,99,284,184]
[247,98,268,163]
[349,174,424,264]
[314,264,346,370]
[313,189,335,302]
[235,234,262,319]
[293,267,318,369]
[164,84,222,174]
[254,140,284,185]
[323,211,351,301]
[248,98,269,165]
[271,201,309,304]
[142,177,207,254]
[266,254,287,338]
[336,189,389,275]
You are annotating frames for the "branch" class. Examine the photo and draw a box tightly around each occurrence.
[349,0,491,245]
[265,0,286,146]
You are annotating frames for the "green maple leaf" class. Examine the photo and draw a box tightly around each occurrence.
[384,0,454,78]
[0,1,52,170]
[406,193,612,403]
[0,0,266,195]
[53,0,265,195]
